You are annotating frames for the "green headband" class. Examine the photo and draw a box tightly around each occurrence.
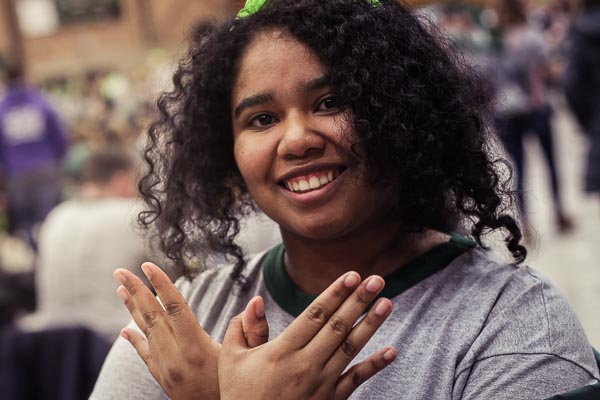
[236,0,381,19]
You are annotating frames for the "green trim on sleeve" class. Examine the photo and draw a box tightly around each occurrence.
[262,233,476,317]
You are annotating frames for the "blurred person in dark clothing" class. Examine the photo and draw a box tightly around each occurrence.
[564,0,600,196]
[493,0,574,237]
[0,62,68,250]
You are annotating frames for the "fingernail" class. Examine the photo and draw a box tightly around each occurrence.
[344,272,359,288]
[365,277,383,293]
[374,299,390,316]
[254,298,265,319]
[383,348,396,361]
[113,270,127,284]
[120,329,130,341]
[116,286,128,302]
[141,264,152,280]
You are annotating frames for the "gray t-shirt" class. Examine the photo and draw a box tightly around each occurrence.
[92,237,599,399]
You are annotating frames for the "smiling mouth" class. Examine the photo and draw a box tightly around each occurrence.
[280,167,346,194]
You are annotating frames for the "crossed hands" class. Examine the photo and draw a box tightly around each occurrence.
[114,262,396,400]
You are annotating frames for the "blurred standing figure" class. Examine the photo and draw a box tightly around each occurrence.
[494,0,573,236]
[564,0,600,196]
[0,63,68,250]
[23,149,149,340]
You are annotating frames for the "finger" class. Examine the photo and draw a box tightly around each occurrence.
[307,275,385,363]
[140,262,213,346]
[326,297,392,375]
[116,284,144,328]
[120,327,153,367]
[114,268,177,355]
[120,328,162,383]
[222,313,248,353]
[242,296,269,348]
[334,347,397,400]
[280,271,361,349]
[114,270,162,336]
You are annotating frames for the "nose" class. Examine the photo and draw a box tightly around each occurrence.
[277,112,325,160]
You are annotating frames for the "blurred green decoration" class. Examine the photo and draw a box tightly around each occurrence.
[237,0,380,18]
[63,142,92,183]
[236,0,268,18]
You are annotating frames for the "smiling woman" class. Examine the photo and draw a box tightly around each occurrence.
[232,29,392,248]
[91,0,600,399]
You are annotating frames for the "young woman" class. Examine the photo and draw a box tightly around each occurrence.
[91,0,600,398]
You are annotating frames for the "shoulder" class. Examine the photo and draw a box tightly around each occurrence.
[448,249,599,378]
[176,249,270,313]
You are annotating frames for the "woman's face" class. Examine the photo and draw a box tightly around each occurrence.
[231,29,391,241]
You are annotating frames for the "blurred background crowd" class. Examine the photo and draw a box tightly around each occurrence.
[0,0,598,397]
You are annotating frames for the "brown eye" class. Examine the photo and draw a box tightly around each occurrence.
[250,114,277,128]
[316,95,340,112]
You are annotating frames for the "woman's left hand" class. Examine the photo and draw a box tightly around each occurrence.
[218,272,397,400]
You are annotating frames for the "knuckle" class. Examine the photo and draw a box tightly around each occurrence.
[164,301,185,319]
[126,284,138,297]
[328,316,349,337]
[143,310,160,329]
[306,303,329,325]
[291,362,314,385]
[166,367,184,385]
[340,338,358,358]
[331,285,347,301]
[185,350,206,368]
[228,314,242,330]
[362,313,379,330]
[354,289,371,306]
[351,369,366,388]
[253,325,270,340]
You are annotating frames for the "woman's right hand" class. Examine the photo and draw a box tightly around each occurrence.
[114,262,270,400]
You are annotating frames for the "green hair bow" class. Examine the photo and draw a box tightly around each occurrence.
[236,0,381,19]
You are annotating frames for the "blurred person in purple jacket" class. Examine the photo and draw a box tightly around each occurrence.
[0,63,68,250]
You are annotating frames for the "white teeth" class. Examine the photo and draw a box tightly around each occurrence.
[284,169,343,193]
[309,176,320,189]
[298,179,309,191]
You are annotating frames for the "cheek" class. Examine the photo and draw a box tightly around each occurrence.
[233,136,271,187]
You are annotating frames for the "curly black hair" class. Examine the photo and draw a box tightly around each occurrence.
[140,0,526,280]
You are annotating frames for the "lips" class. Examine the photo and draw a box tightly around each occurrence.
[280,167,345,194]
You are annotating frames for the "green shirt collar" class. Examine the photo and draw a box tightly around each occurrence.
[262,233,476,317]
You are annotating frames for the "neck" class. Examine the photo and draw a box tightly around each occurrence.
[281,220,450,295]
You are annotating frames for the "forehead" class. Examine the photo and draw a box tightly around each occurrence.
[232,29,327,103]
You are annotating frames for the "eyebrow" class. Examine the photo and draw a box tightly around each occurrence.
[234,93,274,119]
[297,75,330,93]
[233,75,331,119]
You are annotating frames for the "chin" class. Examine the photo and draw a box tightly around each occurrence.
[283,218,352,241]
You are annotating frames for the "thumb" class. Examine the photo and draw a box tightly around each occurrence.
[242,296,269,348]
[222,312,248,353]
